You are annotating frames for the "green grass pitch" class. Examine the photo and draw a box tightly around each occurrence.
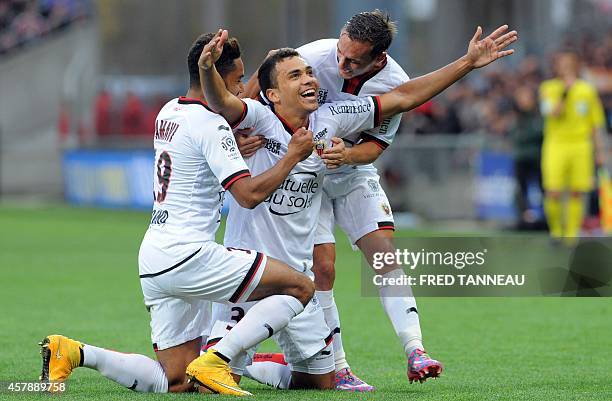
[1,205,611,400]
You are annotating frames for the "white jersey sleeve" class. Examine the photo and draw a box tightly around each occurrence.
[190,113,251,189]
[233,99,278,136]
[317,96,382,139]
[354,57,409,149]
[296,39,336,70]
[355,114,401,150]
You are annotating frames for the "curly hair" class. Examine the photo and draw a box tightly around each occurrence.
[187,33,241,88]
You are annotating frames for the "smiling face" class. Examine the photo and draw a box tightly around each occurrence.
[337,30,386,79]
[266,56,320,114]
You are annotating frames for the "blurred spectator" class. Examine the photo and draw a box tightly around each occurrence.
[0,0,90,55]
[398,34,611,138]
[94,90,113,136]
[509,85,544,229]
[143,95,167,136]
[120,91,146,136]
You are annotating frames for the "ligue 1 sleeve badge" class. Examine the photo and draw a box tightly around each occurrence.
[314,140,327,157]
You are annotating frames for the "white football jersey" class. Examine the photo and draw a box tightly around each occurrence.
[139,97,250,276]
[224,96,382,272]
[296,38,409,175]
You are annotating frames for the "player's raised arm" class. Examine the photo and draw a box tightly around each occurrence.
[379,25,517,119]
[198,29,246,124]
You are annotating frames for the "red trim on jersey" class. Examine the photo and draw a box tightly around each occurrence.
[324,331,334,346]
[229,252,265,303]
[221,169,251,190]
[372,95,382,127]
[341,58,388,95]
[229,100,248,129]
[377,220,395,231]
[203,337,222,352]
[272,109,301,135]
[177,96,214,112]
[359,133,389,150]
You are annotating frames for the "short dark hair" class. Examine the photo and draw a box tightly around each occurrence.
[258,48,300,100]
[342,10,397,58]
[187,33,241,88]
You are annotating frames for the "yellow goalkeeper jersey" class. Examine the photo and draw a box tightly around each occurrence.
[539,78,605,143]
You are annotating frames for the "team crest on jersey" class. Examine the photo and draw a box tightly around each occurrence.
[368,179,379,192]
[381,203,391,216]
[314,140,326,157]
[317,89,328,105]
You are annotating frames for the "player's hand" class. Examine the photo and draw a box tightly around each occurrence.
[288,127,314,162]
[465,25,517,69]
[321,137,348,169]
[235,129,265,158]
[265,48,280,60]
[198,29,228,70]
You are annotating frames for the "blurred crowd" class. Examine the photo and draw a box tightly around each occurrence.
[89,32,612,141]
[94,91,169,138]
[0,0,90,54]
[401,32,612,137]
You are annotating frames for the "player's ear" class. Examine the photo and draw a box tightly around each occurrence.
[266,88,280,104]
[374,52,387,68]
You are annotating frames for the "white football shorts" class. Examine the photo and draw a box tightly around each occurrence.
[207,295,334,375]
[139,240,267,351]
[315,170,395,246]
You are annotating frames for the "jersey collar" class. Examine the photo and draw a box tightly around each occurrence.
[340,57,388,95]
[269,104,307,135]
[178,96,214,112]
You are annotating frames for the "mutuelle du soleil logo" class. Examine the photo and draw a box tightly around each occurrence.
[266,172,319,216]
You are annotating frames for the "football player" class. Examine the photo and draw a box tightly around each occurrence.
[238,12,518,390]
[200,23,516,390]
[39,33,315,396]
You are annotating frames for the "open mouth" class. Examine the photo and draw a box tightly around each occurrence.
[300,88,316,99]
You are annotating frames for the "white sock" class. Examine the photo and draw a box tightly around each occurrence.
[244,361,292,389]
[317,290,348,371]
[215,295,304,360]
[378,269,424,357]
[82,345,168,393]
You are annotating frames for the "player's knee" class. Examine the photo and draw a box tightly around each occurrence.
[312,258,335,289]
[289,274,315,306]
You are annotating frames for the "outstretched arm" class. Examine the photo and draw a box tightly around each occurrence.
[379,25,517,119]
[198,29,246,124]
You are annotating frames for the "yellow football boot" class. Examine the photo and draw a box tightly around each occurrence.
[39,335,83,383]
[186,349,252,396]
